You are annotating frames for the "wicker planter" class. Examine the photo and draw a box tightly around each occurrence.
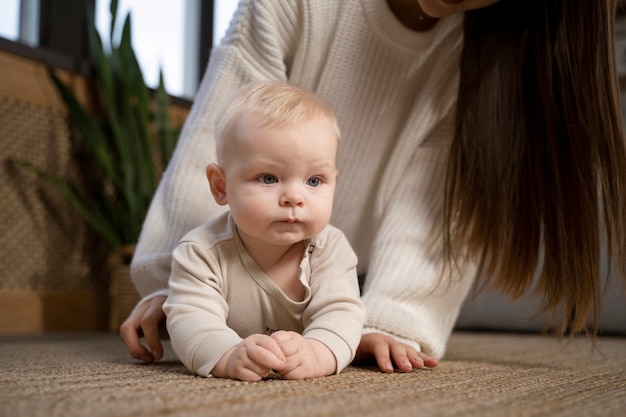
[108,245,139,332]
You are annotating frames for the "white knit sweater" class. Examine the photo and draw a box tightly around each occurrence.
[131,0,476,358]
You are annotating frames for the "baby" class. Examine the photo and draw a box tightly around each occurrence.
[163,80,365,381]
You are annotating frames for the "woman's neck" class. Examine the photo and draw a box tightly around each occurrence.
[386,0,440,31]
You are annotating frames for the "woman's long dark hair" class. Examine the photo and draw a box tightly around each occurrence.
[445,0,626,335]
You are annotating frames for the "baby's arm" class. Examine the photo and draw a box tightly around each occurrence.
[212,334,286,382]
[271,331,336,380]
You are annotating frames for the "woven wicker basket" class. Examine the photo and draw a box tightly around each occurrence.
[108,245,139,332]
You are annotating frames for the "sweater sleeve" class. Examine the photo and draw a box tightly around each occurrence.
[130,0,299,297]
[360,110,477,359]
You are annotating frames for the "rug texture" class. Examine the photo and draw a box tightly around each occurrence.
[0,332,624,417]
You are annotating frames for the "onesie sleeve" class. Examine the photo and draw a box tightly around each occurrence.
[302,228,366,373]
[130,0,303,298]
[163,239,242,377]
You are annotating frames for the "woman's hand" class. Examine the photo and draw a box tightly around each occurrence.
[119,295,167,363]
[353,332,439,373]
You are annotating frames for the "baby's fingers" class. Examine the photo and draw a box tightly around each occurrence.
[270,330,297,344]
[250,336,286,370]
[271,331,303,356]
[232,367,266,382]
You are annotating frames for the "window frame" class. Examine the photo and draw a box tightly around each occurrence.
[0,0,214,105]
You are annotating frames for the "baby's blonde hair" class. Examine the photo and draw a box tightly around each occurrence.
[214,81,340,162]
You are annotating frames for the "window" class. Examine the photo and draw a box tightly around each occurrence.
[214,0,238,45]
[1,0,39,45]
[0,0,21,42]
[94,0,238,97]
[95,0,201,99]
[0,0,237,100]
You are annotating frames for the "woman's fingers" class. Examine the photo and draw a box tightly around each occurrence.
[355,332,439,372]
[119,295,167,362]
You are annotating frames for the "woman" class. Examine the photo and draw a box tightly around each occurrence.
[120,0,626,372]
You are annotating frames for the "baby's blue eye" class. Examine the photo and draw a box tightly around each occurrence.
[259,175,278,184]
[307,177,321,187]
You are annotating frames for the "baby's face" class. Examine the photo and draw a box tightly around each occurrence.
[221,113,338,248]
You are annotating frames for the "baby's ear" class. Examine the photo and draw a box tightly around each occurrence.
[206,163,228,205]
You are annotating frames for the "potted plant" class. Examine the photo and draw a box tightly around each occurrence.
[17,0,180,330]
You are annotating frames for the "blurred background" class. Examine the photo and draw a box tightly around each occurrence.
[0,0,238,333]
[1,0,238,100]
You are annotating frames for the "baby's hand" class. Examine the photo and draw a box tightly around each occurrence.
[214,334,286,381]
[271,331,336,379]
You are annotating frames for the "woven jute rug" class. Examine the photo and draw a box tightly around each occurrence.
[0,332,624,417]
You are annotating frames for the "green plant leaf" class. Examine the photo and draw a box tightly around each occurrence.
[47,67,120,188]
[15,0,180,250]
[156,70,177,167]
[12,160,122,248]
